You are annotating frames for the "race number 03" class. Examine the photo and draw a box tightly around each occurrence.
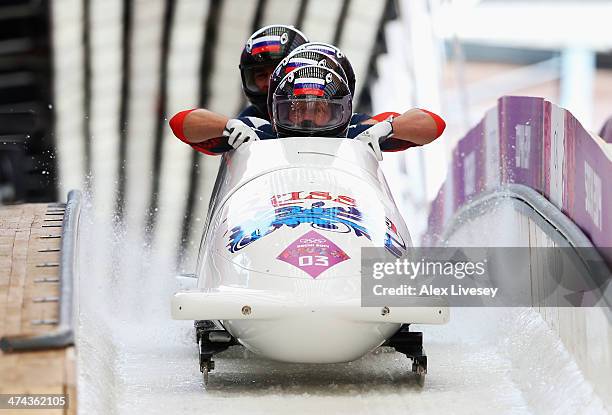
[298,255,329,266]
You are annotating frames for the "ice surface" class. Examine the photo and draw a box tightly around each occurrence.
[76,194,606,415]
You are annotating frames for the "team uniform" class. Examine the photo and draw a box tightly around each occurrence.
[170,39,445,156]
[169,109,445,156]
[237,104,268,119]
[169,110,275,155]
[349,110,445,152]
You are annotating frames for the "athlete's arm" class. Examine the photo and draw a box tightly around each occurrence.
[169,109,272,155]
[389,108,445,145]
[353,109,445,157]
[169,109,229,144]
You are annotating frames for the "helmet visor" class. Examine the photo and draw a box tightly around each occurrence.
[273,96,352,132]
[242,63,277,95]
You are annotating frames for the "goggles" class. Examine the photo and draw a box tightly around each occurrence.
[241,63,277,95]
[273,96,351,132]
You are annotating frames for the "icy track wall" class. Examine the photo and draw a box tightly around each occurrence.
[424,96,611,407]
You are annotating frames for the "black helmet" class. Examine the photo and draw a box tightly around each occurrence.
[294,42,356,96]
[267,49,348,120]
[239,25,308,115]
[272,65,352,138]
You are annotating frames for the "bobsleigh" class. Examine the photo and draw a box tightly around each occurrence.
[172,137,449,385]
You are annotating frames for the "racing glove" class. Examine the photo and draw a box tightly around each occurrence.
[223,119,259,149]
[354,120,393,161]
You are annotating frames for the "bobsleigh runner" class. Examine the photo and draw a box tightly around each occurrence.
[171,137,449,386]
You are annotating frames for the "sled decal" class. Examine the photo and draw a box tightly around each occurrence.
[270,191,356,207]
[224,201,406,257]
[276,230,349,278]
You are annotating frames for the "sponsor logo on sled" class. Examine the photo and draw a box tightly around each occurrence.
[224,197,406,257]
[277,230,349,278]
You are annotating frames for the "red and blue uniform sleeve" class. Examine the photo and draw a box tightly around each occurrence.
[238,104,269,120]
[169,109,225,155]
[169,109,195,142]
[348,112,413,151]
[417,108,446,137]
[371,111,400,123]
[349,110,445,152]
[368,112,415,152]
[349,113,372,124]
[169,111,275,155]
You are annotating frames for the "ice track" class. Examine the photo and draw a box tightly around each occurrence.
[76,194,607,415]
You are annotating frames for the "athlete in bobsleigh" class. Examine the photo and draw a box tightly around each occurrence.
[169,24,305,153]
[238,24,309,119]
[170,58,449,386]
[169,23,446,157]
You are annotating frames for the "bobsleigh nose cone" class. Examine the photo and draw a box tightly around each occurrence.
[224,315,400,364]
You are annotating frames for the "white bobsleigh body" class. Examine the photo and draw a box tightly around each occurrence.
[172,137,448,363]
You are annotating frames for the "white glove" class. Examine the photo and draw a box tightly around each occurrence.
[223,119,259,149]
[354,121,393,161]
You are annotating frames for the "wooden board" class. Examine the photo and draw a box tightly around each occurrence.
[0,203,76,415]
